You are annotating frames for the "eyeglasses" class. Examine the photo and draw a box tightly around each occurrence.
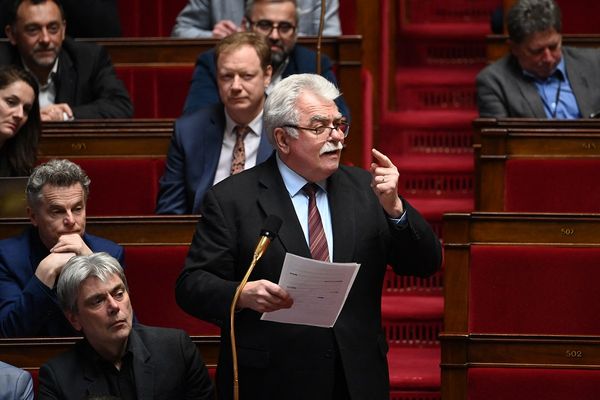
[249,19,296,37]
[283,121,350,138]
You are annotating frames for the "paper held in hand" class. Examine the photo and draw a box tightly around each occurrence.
[261,253,360,328]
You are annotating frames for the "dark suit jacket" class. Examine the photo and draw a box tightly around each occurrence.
[0,227,124,337]
[38,324,214,400]
[182,45,350,119]
[0,37,133,119]
[176,155,442,400]
[476,46,600,118]
[156,104,273,214]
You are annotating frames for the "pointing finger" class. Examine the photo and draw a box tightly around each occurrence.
[371,148,393,167]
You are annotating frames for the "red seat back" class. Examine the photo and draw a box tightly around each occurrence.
[118,0,187,37]
[469,245,600,334]
[125,246,220,336]
[74,158,165,216]
[505,159,600,213]
[116,66,194,118]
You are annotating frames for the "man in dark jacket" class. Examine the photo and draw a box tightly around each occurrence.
[1,0,132,121]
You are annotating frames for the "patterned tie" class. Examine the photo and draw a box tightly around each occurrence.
[231,126,250,175]
[303,183,330,262]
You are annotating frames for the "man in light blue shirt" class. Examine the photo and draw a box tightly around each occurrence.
[476,0,600,118]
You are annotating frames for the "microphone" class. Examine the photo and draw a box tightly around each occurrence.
[253,215,283,261]
[230,215,282,400]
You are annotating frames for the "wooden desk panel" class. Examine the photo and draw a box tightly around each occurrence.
[0,336,220,369]
[441,212,600,400]
[473,125,600,211]
[0,216,199,245]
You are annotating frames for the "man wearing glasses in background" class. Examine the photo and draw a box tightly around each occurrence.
[182,0,349,120]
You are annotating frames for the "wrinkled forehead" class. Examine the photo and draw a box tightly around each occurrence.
[296,91,341,123]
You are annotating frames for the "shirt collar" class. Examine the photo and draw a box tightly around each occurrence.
[275,152,327,197]
[22,56,59,88]
[224,109,263,138]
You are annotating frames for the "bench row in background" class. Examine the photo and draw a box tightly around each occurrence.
[117,0,358,37]
[91,36,369,168]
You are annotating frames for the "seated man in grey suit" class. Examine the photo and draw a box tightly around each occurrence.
[38,252,214,400]
[156,32,273,214]
[0,361,33,400]
[476,0,600,118]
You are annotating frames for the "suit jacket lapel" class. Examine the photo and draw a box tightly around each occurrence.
[256,156,311,259]
[327,169,356,263]
[564,48,592,118]
[55,48,76,104]
[130,328,154,400]
[509,56,546,118]
[193,108,226,213]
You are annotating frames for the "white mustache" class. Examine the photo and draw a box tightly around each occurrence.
[319,141,343,155]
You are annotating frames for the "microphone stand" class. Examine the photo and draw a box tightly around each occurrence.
[229,234,274,400]
[316,0,326,74]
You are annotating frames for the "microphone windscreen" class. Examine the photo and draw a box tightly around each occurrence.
[261,215,283,239]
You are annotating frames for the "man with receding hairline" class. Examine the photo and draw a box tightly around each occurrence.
[0,0,132,120]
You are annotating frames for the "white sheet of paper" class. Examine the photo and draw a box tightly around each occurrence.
[260,253,360,327]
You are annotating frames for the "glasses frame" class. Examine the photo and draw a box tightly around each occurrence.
[248,18,297,37]
[282,122,350,138]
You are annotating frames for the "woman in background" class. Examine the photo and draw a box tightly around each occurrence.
[0,65,40,177]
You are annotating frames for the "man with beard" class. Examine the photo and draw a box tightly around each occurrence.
[0,0,132,121]
[182,0,349,119]
[476,0,600,118]
[0,159,124,337]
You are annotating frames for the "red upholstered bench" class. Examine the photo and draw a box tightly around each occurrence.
[469,245,600,335]
[467,368,600,400]
[116,66,195,118]
[125,246,219,336]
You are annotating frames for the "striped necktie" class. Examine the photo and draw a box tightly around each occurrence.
[303,183,330,262]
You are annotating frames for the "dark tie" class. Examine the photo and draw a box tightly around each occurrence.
[303,183,330,262]
[231,126,250,175]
